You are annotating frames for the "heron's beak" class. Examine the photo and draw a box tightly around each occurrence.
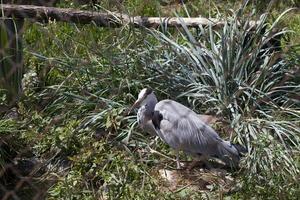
[126,99,141,115]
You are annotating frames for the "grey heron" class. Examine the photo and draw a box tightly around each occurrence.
[128,88,245,169]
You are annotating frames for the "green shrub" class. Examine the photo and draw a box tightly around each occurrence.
[142,2,300,198]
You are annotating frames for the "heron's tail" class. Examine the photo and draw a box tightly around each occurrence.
[216,141,247,168]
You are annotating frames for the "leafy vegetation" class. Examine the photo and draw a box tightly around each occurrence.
[0,0,299,199]
[142,4,300,198]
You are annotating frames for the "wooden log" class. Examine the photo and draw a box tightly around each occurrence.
[0,4,257,28]
[1,0,59,6]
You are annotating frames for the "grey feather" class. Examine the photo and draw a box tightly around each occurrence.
[133,89,243,168]
[154,100,240,166]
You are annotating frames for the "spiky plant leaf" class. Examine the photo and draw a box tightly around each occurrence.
[141,3,300,197]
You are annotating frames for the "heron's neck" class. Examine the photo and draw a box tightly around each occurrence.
[138,93,157,119]
[142,95,157,117]
[144,101,156,117]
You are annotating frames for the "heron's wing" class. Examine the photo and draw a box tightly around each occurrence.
[155,100,222,155]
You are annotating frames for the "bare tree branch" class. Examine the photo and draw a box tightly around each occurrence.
[0,4,257,28]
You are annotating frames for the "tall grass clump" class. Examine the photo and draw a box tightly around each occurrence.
[0,18,23,107]
[21,19,171,198]
[141,2,300,198]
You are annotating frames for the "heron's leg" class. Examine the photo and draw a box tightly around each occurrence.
[176,150,181,169]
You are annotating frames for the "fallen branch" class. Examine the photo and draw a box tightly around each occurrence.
[0,4,257,28]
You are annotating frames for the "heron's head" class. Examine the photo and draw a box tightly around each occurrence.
[127,88,156,114]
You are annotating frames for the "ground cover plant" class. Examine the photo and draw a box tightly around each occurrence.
[0,0,299,199]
